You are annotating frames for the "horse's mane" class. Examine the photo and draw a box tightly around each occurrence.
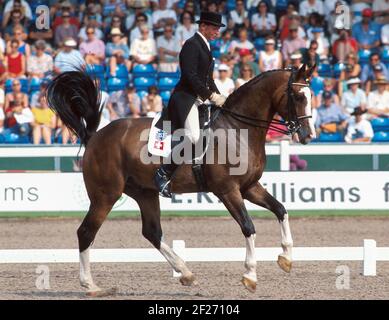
[223,68,291,108]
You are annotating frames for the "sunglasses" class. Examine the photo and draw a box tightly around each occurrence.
[87,31,94,34]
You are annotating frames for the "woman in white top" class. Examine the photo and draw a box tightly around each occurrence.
[251,1,276,38]
[235,63,254,88]
[175,11,197,47]
[258,38,282,72]
[215,64,235,96]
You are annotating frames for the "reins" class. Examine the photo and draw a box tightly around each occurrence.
[220,68,311,135]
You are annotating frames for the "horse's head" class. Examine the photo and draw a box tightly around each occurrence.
[277,64,316,145]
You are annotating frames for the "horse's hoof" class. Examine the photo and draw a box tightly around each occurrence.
[179,273,197,286]
[277,255,292,273]
[241,276,256,293]
[86,287,117,297]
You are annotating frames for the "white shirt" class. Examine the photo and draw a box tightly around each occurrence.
[175,24,197,46]
[152,8,177,31]
[130,38,157,61]
[229,10,248,25]
[341,88,367,114]
[367,90,389,111]
[196,31,210,51]
[299,0,324,16]
[130,27,154,43]
[54,50,85,73]
[346,118,374,142]
[14,108,34,124]
[251,13,276,31]
[215,78,235,97]
[381,24,389,46]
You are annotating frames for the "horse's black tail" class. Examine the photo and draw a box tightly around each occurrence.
[46,68,102,147]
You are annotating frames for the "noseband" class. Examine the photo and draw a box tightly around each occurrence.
[221,68,311,135]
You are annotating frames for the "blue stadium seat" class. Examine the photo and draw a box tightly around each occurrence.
[310,76,324,96]
[358,49,371,64]
[29,77,42,92]
[254,38,265,52]
[373,131,389,142]
[86,64,105,78]
[276,0,288,10]
[107,77,128,92]
[2,132,30,144]
[134,77,157,91]
[158,77,179,91]
[317,63,332,78]
[318,132,344,142]
[226,0,235,12]
[108,64,129,79]
[370,117,389,132]
[381,49,389,64]
[160,90,171,105]
[132,64,156,78]
[158,71,180,79]
[333,63,346,79]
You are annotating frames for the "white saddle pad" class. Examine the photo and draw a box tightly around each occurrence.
[147,112,172,158]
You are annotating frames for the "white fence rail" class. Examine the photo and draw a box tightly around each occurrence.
[1,142,388,171]
[1,240,388,276]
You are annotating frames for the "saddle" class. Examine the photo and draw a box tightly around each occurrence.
[148,104,220,192]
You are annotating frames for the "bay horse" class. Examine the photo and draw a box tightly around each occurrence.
[46,64,316,296]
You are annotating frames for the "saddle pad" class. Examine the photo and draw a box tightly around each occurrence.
[147,112,172,158]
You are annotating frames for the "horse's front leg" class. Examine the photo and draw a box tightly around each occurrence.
[217,188,257,293]
[243,182,293,273]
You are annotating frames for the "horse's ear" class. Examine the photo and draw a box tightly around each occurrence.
[296,63,307,79]
[305,63,317,80]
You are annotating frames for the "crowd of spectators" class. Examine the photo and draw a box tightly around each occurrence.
[0,0,389,148]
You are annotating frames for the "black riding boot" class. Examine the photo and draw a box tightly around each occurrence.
[154,162,178,198]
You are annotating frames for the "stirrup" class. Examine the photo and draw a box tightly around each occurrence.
[154,168,172,198]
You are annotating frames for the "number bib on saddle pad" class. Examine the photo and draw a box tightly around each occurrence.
[148,112,172,158]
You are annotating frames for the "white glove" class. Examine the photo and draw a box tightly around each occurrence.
[210,93,227,107]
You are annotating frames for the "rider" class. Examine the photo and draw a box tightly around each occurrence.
[154,11,227,197]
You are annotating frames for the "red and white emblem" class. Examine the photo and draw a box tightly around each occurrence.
[154,140,164,150]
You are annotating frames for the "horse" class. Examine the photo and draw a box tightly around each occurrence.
[46,64,316,297]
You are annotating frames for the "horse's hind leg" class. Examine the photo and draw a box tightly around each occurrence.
[243,182,293,273]
[217,188,257,293]
[125,187,196,286]
[77,195,119,296]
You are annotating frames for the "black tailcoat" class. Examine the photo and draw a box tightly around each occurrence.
[158,33,219,131]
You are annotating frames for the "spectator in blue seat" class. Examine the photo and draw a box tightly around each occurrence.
[54,11,79,48]
[315,90,348,136]
[361,53,389,87]
[54,38,85,74]
[367,77,389,118]
[129,13,154,43]
[2,0,32,29]
[152,0,177,36]
[229,28,255,56]
[105,14,128,43]
[228,0,249,37]
[3,9,28,42]
[27,40,53,79]
[130,24,157,68]
[106,28,131,77]
[345,107,374,143]
[30,79,50,109]
[251,1,277,38]
[157,25,180,72]
[341,77,367,115]
[3,99,33,137]
[232,48,260,80]
[282,23,306,67]
[141,85,162,118]
[259,38,282,72]
[79,26,106,65]
[315,78,340,109]
[300,40,320,68]
[175,11,197,47]
[351,8,381,51]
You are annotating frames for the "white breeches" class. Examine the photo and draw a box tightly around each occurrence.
[184,102,201,145]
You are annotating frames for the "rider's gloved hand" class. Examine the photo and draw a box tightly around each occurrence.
[210,92,227,107]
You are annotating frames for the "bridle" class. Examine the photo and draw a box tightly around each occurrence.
[220,68,312,135]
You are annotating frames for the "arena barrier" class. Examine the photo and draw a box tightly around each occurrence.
[0,239,388,277]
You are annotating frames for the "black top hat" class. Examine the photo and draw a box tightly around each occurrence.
[351,107,367,116]
[196,11,225,27]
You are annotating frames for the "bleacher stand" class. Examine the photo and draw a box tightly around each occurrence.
[0,0,389,146]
